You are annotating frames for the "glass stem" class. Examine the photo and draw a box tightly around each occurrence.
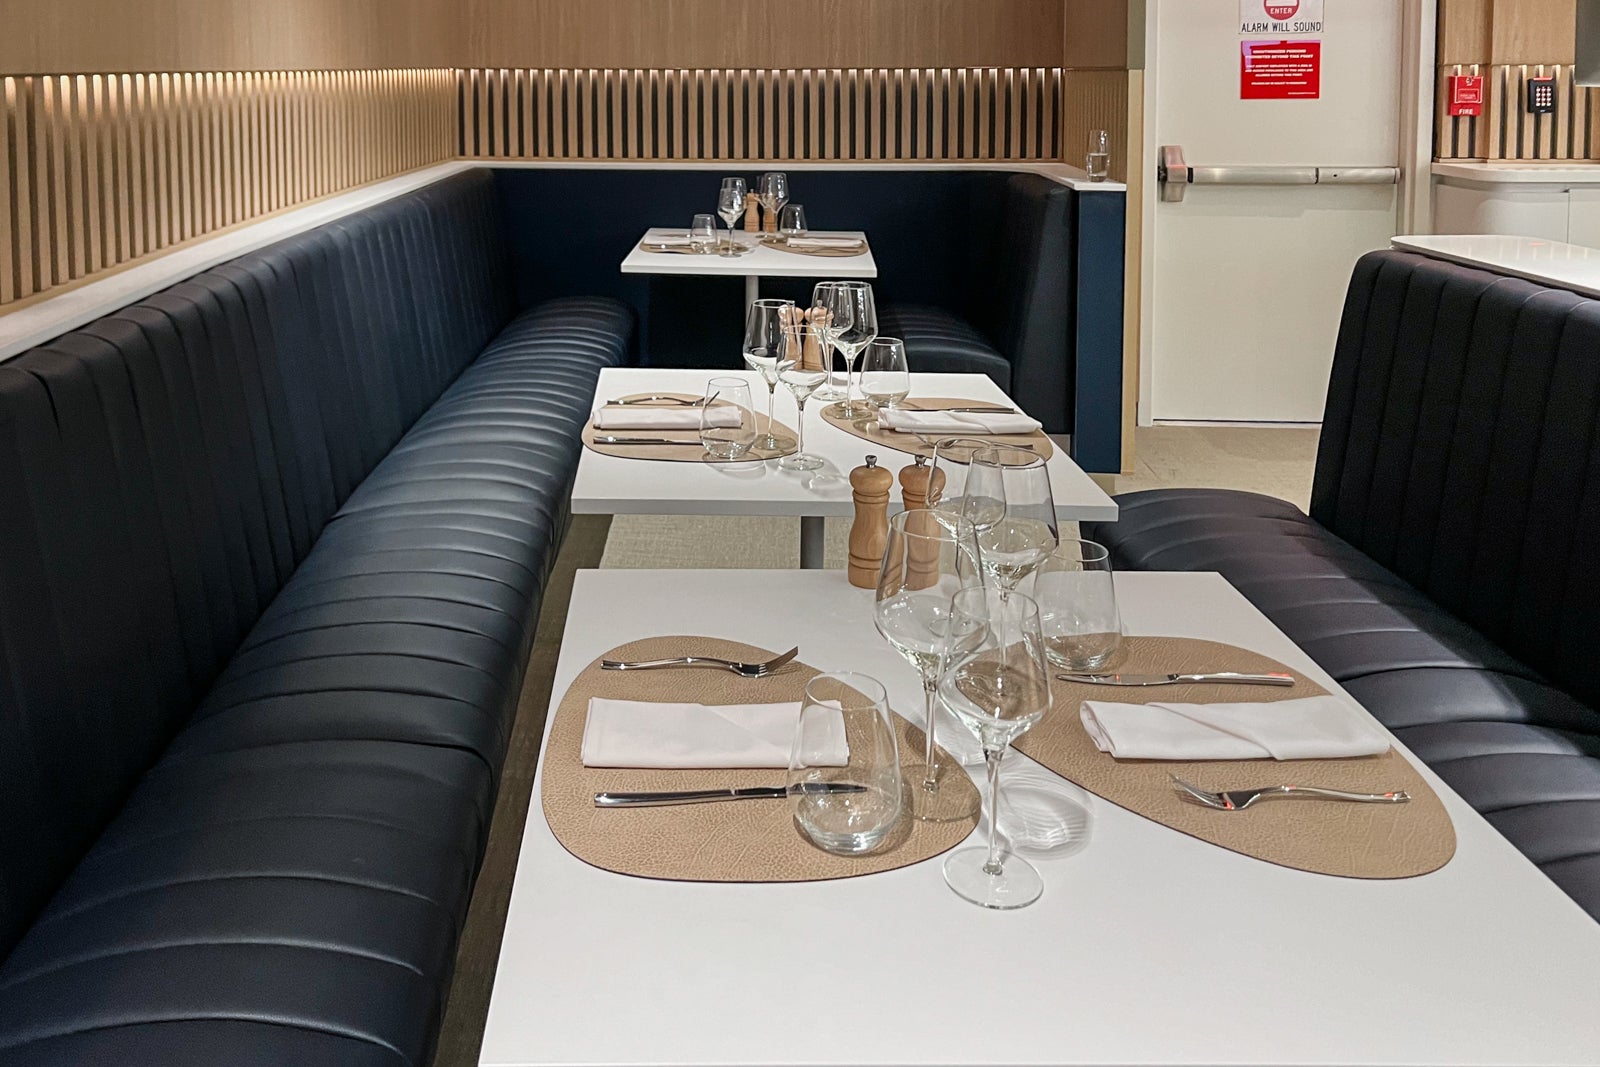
[766,383,777,441]
[846,353,860,409]
[794,398,806,453]
[920,674,940,792]
[982,744,1006,876]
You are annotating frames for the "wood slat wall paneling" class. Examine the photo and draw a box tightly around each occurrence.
[1060,69,1129,181]
[458,68,1063,161]
[0,68,456,310]
[1435,62,1592,159]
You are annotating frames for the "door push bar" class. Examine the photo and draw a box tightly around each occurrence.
[1158,145,1399,202]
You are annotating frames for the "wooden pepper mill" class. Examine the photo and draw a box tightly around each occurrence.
[899,456,947,590]
[801,306,830,370]
[743,192,761,232]
[848,455,894,589]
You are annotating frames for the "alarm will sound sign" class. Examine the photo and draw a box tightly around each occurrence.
[1239,0,1324,35]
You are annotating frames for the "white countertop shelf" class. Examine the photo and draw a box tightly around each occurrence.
[1394,233,1600,299]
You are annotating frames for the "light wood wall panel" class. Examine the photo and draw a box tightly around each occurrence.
[0,69,455,308]
[0,0,460,74]
[1439,0,1495,64]
[1437,0,1577,65]
[1436,61,1593,159]
[1063,0,1130,70]
[460,68,1063,161]
[457,0,1064,69]
[1059,69,1129,181]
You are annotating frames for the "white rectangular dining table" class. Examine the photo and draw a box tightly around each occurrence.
[571,367,1118,567]
[478,568,1600,1067]
[619,227,876,308]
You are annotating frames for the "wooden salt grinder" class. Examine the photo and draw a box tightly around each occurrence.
[848,456,894,589]
[763,201,779,233]
[801,307,829,370]
[899,456,947,589]
[743,192,761,232]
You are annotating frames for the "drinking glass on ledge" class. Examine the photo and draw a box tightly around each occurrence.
[700,377,756,459]
[1086,129,1111,182]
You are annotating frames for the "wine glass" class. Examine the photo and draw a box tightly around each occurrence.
[813,281,878,417]
[1029,538,1122,671]
[779,203,808,237]
[777,322,829,472]
[787,672,902,854]
[717,177,747,256]
[699,377,757,459]
[937,587,1054,909]
[875,510,984,822]
[758,172,790,230]
[689,213,718,253]
[860,337,910,411]
[926,437,998,522]
[742,298,797,450]
[965,446,1058,596]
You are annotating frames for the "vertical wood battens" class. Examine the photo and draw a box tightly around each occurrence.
[457,67,1063,163]
[1435,62,1600,161]
[0,68,456,310]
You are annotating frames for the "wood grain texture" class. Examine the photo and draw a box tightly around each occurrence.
[1439,0,1495,64]
[458,0,1063,69]
[1435,61,1594,160]
[460,67,1064,161]
[1060,68,1129,181]
[0,69,455,309]
[1491,0,1577,63]
[1063,0,1130,70]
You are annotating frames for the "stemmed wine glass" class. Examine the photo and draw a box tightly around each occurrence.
[742,298,797,450]
[874,510,984,822]
[777,320,828,471]
[717,177,747,256]
[937,587,1055,908]
[813,281,878,416]
[965,446,1059,596]
[758,172,790,231]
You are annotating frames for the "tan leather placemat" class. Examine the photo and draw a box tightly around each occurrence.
[541,637,980,882]
[1012,636,1455,878]
[821,398,1054,462]
[583,393,797,463]
[759,235,869,257]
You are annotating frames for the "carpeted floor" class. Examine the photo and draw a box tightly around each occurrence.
[429,424,1318,1065]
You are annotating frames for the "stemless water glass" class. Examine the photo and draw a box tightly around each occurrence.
[777,327,829,472]
[788,672,903,855]
[717,177,747,255]
[860,337,910,410]
[937,588,1054,908]
[874,510,983,822]
[689,213,718,253]
[779,203,808,237]
[742,298,797,450]
[758,172,790,228]
[813,281,878,417]
[700,377,756,459]
[966,446,1059,596]
[1029,538,1122,671]
[1086,129,1110,182]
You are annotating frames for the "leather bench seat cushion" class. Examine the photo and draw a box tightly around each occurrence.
[1086,487,1600,920]
[876,304,1012,393]
[168,296,634,773]
[0,740,490,1067]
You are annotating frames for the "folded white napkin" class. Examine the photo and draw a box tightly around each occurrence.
[581,698,849,769]
[593,407,743,430]
[644,236,694,248]
[1080,696,1390,761]
[787,236,864,250]
[878,408,1043,436]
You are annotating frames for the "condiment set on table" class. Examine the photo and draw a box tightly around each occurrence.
[641,173,867,258]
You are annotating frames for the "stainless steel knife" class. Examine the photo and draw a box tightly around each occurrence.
[1056,671,1296,687]
[593,435,694,445]
[594,783,867,808]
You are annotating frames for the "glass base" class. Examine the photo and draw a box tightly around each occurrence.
[825,400,870,420]
[758,433,782,450]
[812,373,848,401]
[943,847,1044,909]
[779,452,824,471]
[903,760,981,823]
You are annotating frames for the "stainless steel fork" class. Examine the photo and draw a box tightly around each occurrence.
[599,646,799,678]
[1170,775,1410,811]
[608,395,709,407]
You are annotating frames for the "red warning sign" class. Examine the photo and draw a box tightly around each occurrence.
[1240,40,1321,100]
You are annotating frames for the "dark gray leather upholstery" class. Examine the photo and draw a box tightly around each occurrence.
[0,169,635,1063]
[1087,250,1600,921]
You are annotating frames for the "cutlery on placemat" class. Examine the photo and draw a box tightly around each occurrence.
[600,646,799,678]
[1057,671,1295,687]
[1170,775,1410,811]
[593,435,696,446]
[915,405,1021,414]
[607,395,710,407]
[594,783,865,808]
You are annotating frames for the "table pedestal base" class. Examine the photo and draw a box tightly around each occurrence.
[799,516,825,570]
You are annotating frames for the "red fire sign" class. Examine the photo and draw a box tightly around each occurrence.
[1448,74,1484,117]
[1240,40,1322,100]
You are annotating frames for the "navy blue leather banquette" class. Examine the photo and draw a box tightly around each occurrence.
[1088,250,1600,923]
[0,169,635,1065]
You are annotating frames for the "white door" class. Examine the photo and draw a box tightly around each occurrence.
[1145,0,1402,422]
